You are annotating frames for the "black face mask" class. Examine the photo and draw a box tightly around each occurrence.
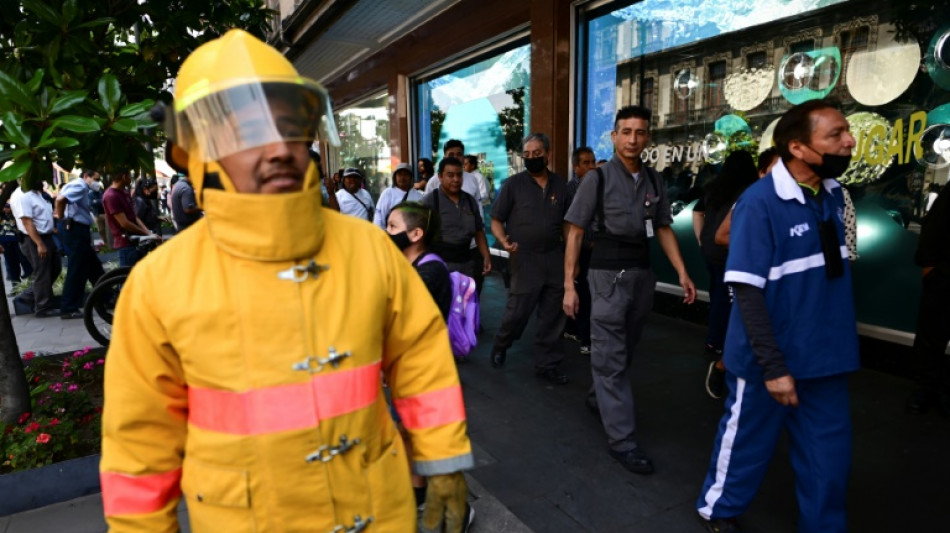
[805,146,851,180]
[389,231,412,250]
[524,156,547,174]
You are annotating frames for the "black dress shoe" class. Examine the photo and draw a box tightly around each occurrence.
[536,367,569,385]
[490,349,506,369]
[609,448,654,474]
[61,311,84,320]
[35,309,60,318]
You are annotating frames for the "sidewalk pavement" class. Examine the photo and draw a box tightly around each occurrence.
[4,272,950,532]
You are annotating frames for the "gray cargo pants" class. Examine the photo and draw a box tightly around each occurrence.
[588,267,655,452]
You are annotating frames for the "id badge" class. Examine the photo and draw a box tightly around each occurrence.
[645,217,654,238]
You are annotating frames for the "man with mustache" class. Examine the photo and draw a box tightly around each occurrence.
[100,30,474,533]
[696,100,859,533]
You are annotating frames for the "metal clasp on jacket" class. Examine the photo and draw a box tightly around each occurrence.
[277,260,329,282]
[292,346,351,373]
[307,435,361,463]
[329,515,373,533]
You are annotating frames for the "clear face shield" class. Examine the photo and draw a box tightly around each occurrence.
[170,79,339,162]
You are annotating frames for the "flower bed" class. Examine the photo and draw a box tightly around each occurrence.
[1,347,105,474]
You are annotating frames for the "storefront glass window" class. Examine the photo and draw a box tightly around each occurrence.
[578,0,950,338]
[414,42,531,195]
[334,93,391,198]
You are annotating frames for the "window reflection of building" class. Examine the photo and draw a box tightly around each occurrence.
[332,93,391,198]
[705,60,726,109]
[413,42,530,191]
[588,0,943,339]
[834,17,877,102]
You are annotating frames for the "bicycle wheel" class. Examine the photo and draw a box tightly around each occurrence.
[83,274,127,347]
[93,266,131,288]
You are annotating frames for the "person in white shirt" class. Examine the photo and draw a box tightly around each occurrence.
[463,155,490,206]
[424,140,483,205]
[335,168,375,221]
[374,163,422,229]
[19,182,62,317]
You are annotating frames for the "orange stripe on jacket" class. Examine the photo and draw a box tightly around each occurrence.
[101,468,182,516]
[393,385,466,430]
[188,361,381,435]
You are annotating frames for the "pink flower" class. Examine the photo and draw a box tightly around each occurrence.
[96,359,105,365]
[83,362,94,370]
[18,412,31,424]
[24,422,40,433]
[83,346,93,352]
[63,371,73,378]
[47,418,60,427]
[23,351,35,361]
[67,384,79,392]
[50,383,63,393]
[73,351,82,358]
[36,433,51,444]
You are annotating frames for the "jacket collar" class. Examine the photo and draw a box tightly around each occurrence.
[201,171,326,262]
[771,158,840,204]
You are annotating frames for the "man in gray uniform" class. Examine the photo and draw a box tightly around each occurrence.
[421,157,492,279]
[563,105,696,474]
[489,133,570,384]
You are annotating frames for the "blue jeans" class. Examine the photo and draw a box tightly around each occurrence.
[118,246,141,269]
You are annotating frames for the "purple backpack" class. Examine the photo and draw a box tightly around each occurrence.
[418,254,479,358]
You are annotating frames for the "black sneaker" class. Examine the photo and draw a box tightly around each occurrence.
[608,448,654,474]
[698,514,741,532]
[579,345,591,356]
[705,361,726,400]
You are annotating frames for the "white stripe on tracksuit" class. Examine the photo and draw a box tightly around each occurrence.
[698,377,745,519]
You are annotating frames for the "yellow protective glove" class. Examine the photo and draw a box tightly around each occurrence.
[420,472,468,533]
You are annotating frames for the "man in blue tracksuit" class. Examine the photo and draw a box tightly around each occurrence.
[696,100,860,533]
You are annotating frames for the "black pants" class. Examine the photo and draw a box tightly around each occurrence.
[492,248,566,370]
[913,269,950,390]
[23,234,62,313]
[564,247,592,345]
[60,222,105,313]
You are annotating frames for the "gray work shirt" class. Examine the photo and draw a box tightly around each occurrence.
[421,188,483,248]
[564,155,672,241]
[491,170,569,253]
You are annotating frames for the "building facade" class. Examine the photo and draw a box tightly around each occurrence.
[270,0,950,343]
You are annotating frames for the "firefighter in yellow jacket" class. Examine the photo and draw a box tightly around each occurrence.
[100,30,473,533]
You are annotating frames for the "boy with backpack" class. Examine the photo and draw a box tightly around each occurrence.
[386,200,477,531]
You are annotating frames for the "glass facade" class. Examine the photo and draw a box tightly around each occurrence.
[579,0,950,336]
[333,93,391,198]
[414,42,531,194]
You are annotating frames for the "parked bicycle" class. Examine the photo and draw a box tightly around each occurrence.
[83,235,162,346]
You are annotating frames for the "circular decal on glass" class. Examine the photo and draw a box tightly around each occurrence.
[928,103,950,127]
[724,67,774,111]
[842,112,892,186]
[702,132,728,164]
[673,69,700,100]
[714,114,752,138]
[759,118,781,152]
[847,42,921,106]
[916,124,950,169]
[926,26,950,91]
[779,47,842,105]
